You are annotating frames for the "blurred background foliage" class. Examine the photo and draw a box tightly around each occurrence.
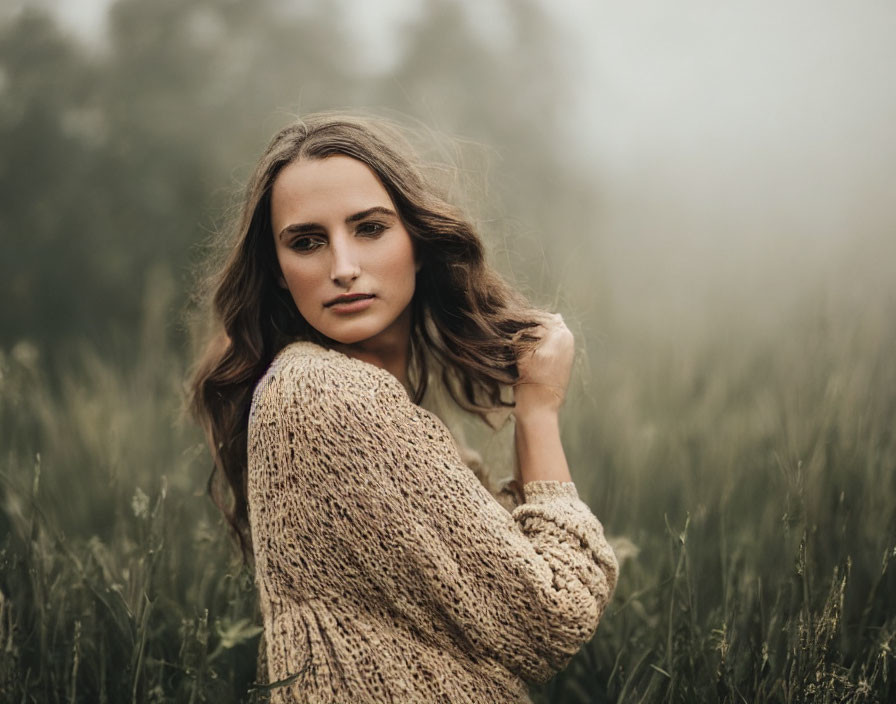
[0,0,589,356]
[1,0,895,702]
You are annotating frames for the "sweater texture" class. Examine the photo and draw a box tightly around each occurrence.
[247,341,618,703]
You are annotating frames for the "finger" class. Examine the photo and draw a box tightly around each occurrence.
[511,325,544,345]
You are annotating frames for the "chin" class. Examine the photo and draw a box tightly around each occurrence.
[321,325,382,346]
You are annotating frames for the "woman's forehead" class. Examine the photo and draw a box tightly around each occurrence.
[271,156,395,226]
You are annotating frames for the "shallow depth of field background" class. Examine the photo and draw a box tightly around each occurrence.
[1,1,895,702]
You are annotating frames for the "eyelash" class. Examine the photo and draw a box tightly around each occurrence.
[288,222,387,252]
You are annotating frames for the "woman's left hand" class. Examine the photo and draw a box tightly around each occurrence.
[513,313,574,417]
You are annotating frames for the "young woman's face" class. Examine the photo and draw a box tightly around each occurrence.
[270,155,418,348]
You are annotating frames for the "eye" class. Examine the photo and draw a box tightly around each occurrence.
[356,221,386,238]
[289,235,325,253]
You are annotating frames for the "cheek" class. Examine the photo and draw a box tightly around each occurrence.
[281,260,324,309]
[383,239,418,283]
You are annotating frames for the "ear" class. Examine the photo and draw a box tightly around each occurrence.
[277,273,288,289]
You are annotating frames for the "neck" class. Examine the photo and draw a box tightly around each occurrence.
[334,308,413,391]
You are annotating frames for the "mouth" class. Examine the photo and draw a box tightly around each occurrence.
[324,293,375,308]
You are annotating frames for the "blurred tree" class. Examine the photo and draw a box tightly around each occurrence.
[0,0,598,357]
[0,6,211,351]
[0,0,354,353]
[0,10,117,346]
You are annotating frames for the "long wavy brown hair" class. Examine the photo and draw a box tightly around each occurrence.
[189,112,544,559]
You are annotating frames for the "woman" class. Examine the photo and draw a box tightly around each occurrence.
[190,113,618,703]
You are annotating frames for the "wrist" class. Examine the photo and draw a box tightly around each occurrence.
[512,403,560,428]
[513,383,564,418]
[513,407,571,484]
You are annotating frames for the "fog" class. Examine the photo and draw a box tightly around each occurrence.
[562,0,896,330]
[4,0,895,343]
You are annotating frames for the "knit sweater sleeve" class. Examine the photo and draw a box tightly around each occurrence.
[248,346,618,685]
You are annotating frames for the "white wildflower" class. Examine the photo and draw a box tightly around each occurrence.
[131,487,149,519]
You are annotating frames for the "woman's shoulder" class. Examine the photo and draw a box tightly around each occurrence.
[250,340,408,418]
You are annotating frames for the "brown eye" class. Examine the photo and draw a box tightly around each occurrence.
[290,236,325,252]
[356,221,386,237]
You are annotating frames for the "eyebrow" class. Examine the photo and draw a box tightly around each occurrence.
[277,206,398,241]
[346,206,397,224]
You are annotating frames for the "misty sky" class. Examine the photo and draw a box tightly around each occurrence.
[559,0,896,323]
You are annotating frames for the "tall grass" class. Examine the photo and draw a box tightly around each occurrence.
[1,290,894,702]
[536,292,896,703]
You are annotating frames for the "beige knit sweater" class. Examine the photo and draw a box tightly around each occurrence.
[247,341,618,703]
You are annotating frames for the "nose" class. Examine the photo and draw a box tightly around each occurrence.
[329,234,360,287]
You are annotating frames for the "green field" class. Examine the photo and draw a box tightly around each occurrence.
[2,290,893,703]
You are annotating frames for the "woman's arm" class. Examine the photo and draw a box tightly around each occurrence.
[515,411,571,483]
[513,313,575,484]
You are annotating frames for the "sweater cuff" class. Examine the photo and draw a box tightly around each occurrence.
[521,480,579,504]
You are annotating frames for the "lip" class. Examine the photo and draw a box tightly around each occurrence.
[324,293,375,313]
